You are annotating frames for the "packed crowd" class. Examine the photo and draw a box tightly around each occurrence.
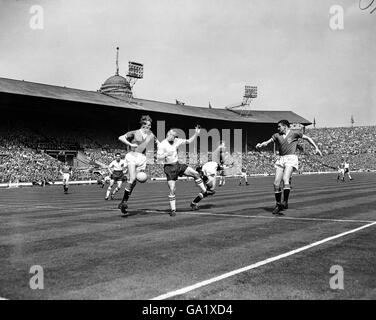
[1,126,375,184]
[0,146,61,184]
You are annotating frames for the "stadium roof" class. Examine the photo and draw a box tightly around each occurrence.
[0,77,311,125]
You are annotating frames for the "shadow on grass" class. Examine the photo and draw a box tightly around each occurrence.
[120,208,170,218]
[196,204,215,210]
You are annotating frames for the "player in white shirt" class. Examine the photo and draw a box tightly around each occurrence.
[157,126,207,216]
[218,163,226,187]
[59,162,72,194]
[343,160,353,181]
[189,142,226,209]
[105,153,127,200]
[238,167,249,186]
[337,161,345,182]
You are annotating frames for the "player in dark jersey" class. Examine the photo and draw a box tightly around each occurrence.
[256,120,322,215]
[117,115,159,216]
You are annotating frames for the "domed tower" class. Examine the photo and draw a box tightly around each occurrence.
[99,47,132,98]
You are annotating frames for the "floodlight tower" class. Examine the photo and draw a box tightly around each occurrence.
[240,85,258,117]
[126,61,144,102]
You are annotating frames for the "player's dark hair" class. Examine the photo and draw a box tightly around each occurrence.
[278,119,290,127]
[140,115,152,126]
[115,152,121,156]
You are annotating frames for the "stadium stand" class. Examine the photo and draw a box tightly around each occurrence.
[1,126,376,184]
[1,77,375,184]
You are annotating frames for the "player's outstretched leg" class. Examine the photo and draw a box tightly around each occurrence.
[105,183,113,200]
[111,183,121,200]
[190,192,207,210]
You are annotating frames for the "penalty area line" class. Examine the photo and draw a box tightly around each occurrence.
[151,221,376,300]
[183,211,376,224]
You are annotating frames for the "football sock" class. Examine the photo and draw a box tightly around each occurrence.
[274,184,282,204]
[195,178,207,193]
[168,195,176,211]
[192,192,207,204]
[283,184,291,203]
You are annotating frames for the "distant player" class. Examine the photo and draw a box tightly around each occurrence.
[105,153,127,200]
[337,162,345,182]
[157,126,207,216]
[256,120,322,215]
[238,166,249,185]
[218,161,226,187]
[343,160,353,181]
[60,162,72,194]
[93,169,110,188]
[117,115,159,215]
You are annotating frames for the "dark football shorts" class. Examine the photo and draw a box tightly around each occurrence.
[111,170,125,182]
[344,168,349,174]
[164,162,188,181]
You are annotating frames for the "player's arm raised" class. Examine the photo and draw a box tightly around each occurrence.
[186,126,201,144]
[256,138,274,150]
[302,134,322,156]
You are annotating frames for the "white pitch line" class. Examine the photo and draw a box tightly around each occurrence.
[151,221,376,300]
[183,211,376,224]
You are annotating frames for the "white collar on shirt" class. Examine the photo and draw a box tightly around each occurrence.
[282,129,290,139]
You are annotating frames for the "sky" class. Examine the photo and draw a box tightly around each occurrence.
[0,0,375,127]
